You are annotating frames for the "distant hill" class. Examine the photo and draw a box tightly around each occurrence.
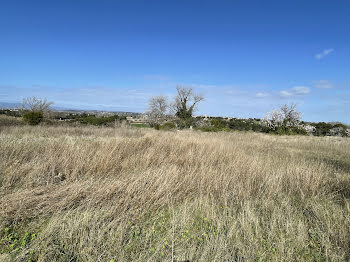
[0,101,142,116]
[0,101,21,108]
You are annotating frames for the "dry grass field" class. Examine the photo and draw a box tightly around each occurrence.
[0,124,350,261]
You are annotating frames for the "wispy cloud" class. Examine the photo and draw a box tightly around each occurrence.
[314,80,333,89]
[279,86,310,98]
[315,48,334,60]
[255,92,270,98]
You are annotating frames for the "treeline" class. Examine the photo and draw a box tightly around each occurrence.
[0,109,126,127]
[51,113,126,126]
[70,114,126,126]
[195,117,349,137]
[198,118,263,133]
[146,87,349,137]
[1,94,349,137]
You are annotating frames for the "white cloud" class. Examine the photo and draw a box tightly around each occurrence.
[314,80,333,89]
[279,86,310,97]
[292,86,310,95]
[279,90,293,97]
[315,48,334,60]
[255,92,270,98]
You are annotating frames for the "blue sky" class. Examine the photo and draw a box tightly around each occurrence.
[0,0,349,123]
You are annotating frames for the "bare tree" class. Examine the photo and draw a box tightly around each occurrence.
[22,97,54,113]
[21,96,54,119]
[146,95,169,125]
[172,86,204,119]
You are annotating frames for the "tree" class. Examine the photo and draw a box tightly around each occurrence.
[263,109,284,130]
[23,111,43,125]
[172,86,204,120]
[22,97,54,113]
[21,97,54,125]
[262,103,302,133]
[280,103,301,127]
[146,95,169,126]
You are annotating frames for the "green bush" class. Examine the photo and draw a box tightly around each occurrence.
[228,119,264,132]
[23,111,43,125]
[290,126,308,135]
[272,126,308,136]
[312,122,333,136]
[159,122,176,130]
[131,123,150,128]
[153,123,160,130]
[176,117,196,129]
[78,115,125,126]
[211,118,228,129]
[196,126,221,132]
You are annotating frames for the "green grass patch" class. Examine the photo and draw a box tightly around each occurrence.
[131,123,150,128]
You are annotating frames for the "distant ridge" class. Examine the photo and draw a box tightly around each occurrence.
[0,101,21,108]
[0,101,142,116]
[1,101,348,125]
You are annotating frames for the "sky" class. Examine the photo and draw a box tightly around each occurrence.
[0,0,349,123]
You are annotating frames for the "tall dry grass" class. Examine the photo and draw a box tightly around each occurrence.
[0,125,349,261]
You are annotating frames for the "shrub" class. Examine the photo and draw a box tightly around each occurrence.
[289,126,308,135]
[228,118,258,131]
[78,115,124,126]
[159,122,176,130]
[23,111,43,125]
[312,122,333,136]
[0,115,25,127]
[175,117,196,129]
[131,123,150,128]
[211,118,228,129]
[197,126,221,132]
[330,123,347,137]
[329,127,346,137]
[301,124,316,135]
